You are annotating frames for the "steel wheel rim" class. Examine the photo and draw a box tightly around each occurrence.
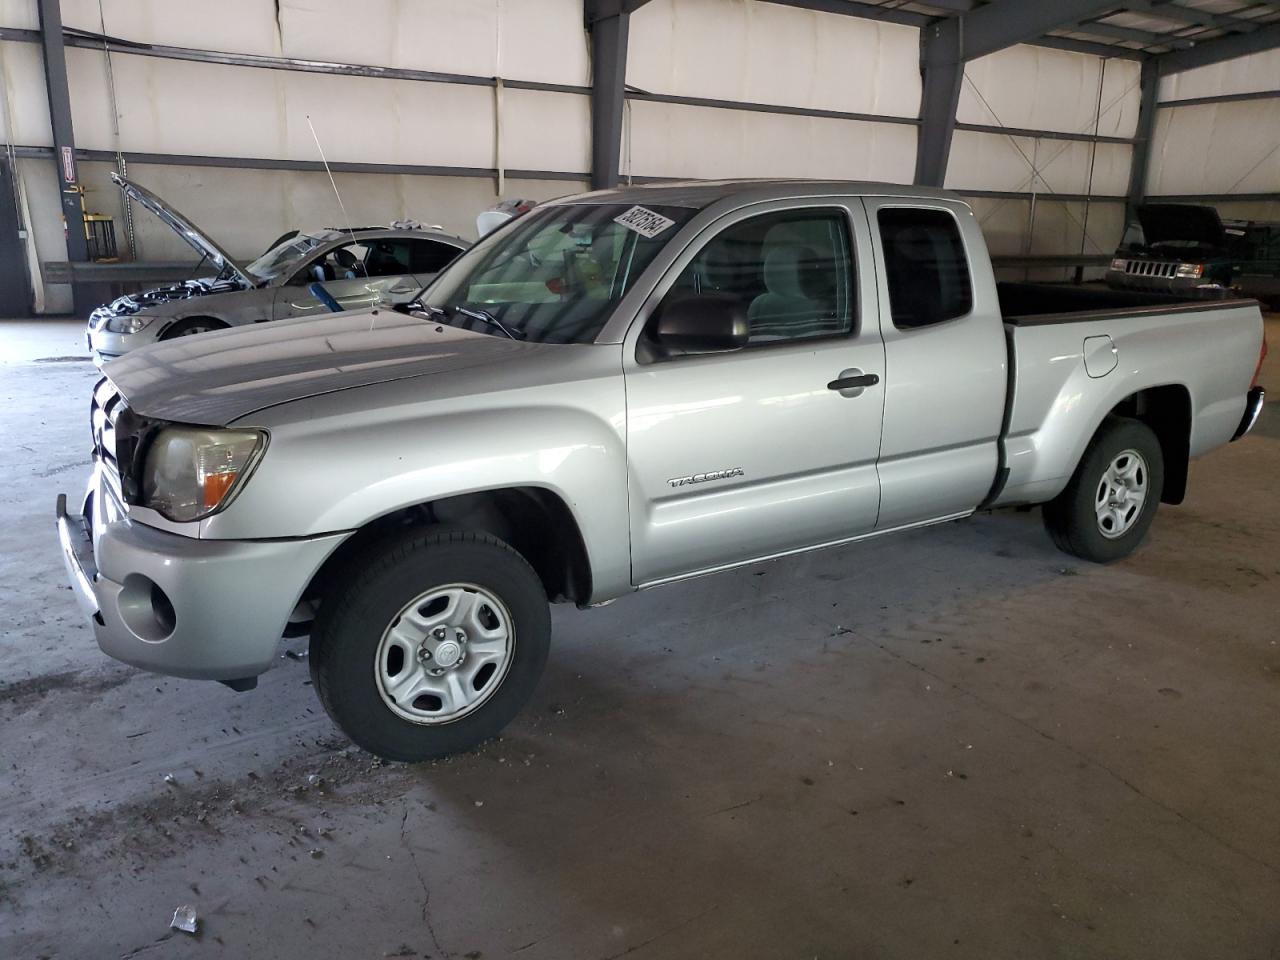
[374,583,515,725]
[1095,448,1148,540]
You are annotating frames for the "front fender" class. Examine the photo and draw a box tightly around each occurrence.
[203,368,631,599]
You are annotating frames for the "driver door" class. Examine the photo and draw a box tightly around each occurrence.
[623,200,886,585]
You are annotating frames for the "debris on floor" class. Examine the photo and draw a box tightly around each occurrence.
[170,904,199,934]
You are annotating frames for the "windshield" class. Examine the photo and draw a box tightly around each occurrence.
[422,202,695,344]
[246,235,325,281]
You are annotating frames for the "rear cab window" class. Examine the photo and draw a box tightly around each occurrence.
[877,207,973,329]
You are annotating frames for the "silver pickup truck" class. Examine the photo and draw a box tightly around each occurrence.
[57,181,1267,762]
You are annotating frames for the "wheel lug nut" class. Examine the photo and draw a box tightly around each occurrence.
[433,627,446,639]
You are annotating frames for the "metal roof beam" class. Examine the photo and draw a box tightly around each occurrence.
[1157,21,1280,73]
[956,0,1125,61]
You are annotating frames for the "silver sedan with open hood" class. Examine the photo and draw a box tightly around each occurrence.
[86,173,468,363]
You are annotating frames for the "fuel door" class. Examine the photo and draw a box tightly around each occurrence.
[1084,335,1117,378]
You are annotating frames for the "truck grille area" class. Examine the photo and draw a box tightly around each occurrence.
[91,377,125,472]
[91,377,156,506]
[1121,259,1178,278]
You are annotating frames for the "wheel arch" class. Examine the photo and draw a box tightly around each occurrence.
[298,486,594,620]
[156,314,231,340]
[1106,383,1191,504]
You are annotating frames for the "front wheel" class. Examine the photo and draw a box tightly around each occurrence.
[310,528,551,762]
[1043,416,1165,563]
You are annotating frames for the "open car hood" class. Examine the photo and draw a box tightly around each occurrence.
[112,173,254,286]
[1135,203,1227,249]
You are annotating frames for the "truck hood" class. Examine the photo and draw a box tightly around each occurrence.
[113,172,255,287]
[1135,203,1226,249]
[102,309,540,425]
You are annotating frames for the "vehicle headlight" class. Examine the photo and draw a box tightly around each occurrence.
[1110,258,1128,271]
[1175,262,1205,279]
[141,427,266,521]
[105,314,155,335]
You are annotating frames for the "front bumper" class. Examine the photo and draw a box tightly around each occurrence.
[57,464,348,681]
[1231,386,1266,441]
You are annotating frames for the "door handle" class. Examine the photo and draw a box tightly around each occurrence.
[827,373,880,391]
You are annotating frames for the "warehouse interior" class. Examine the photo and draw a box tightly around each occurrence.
[2,1,1279,957]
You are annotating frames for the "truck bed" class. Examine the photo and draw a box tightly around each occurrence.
[996,281,1254,325]
[991,283,1264,509]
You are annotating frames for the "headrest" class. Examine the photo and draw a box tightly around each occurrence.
[762,245,817,299]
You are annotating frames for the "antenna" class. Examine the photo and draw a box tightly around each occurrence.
[305,114,363,271]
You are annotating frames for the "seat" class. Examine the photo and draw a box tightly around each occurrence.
[747,245,824,341]
[333,247,360,280]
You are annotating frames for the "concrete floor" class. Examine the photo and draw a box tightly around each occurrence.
[2,317,1278,960]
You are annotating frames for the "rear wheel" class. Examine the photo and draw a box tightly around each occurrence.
[310,528,551,762]
[1043,417,1164,563]
[159,317,228,340]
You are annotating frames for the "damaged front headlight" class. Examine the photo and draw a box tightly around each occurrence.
[105,314,156,335]
[141,427,266,521]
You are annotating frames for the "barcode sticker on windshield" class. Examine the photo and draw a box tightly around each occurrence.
[613,205,676,239]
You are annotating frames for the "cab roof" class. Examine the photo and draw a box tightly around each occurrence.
[549,179,965,210]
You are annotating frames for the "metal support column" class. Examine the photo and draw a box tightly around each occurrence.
[588,8,629,190]
[915,18,962,188]
[1126,58,1160,216]
[36,0,90,313]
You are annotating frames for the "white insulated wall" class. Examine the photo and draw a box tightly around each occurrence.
[1150,49,1280,214]
[949,45,1141,259]
[0,0,1172,312]
[0,0,592,312]
[623,0,920,182]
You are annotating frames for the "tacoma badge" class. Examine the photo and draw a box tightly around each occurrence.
[667,467,745,488]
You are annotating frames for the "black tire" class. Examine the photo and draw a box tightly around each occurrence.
[309,527,550,762]
[159,317,229,340]
[1043,416,1164,563]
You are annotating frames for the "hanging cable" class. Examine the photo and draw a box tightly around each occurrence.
[1079,59,1107,256]
[97,0,135,259]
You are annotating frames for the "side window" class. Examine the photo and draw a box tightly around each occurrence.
[877,207,972,329]
[363,239,412,277]
[665,210,855,346]
[293,242,369,284]
[408,239,463,274]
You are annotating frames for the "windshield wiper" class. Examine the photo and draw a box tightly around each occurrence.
[453,305,525,341]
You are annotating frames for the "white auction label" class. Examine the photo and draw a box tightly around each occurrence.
[613,205,676,239]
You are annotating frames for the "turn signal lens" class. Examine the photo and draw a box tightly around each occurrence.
[202,470,239,509]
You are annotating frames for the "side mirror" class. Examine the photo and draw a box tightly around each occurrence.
[654,293,749,356]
